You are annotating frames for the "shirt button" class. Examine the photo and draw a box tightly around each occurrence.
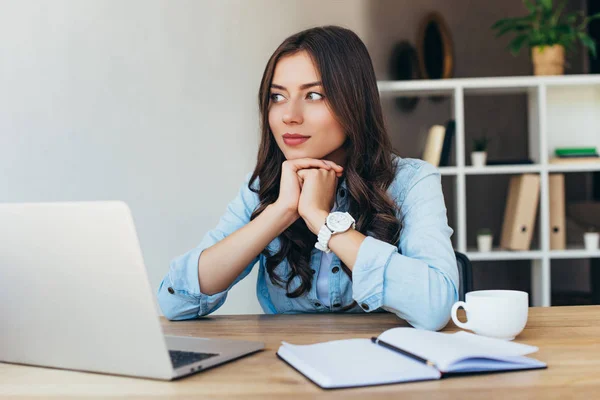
[167,287,175,294]
[311,269,316,275]
[333,303,341,308]
[314,302,321,307]
[339,188,346,198]
[331,266,340,273]
[361,303,370,311]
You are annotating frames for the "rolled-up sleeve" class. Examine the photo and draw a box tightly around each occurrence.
[157,172,260,320]
[352,162,459,331]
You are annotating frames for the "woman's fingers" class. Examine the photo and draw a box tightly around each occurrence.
[297,168,340,180]
[322,160,344,172]
[284,158,343,173]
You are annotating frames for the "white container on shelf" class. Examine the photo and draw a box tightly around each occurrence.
[471,151,487,167]
[477,234,493,252]
[584,232,599,251]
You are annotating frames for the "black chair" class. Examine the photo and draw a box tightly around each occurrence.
[454,251,473,302]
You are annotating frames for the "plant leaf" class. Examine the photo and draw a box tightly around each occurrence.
[552,0,568,24]
[579,32,597,58]
[509,34,529,55]
[539,0,554,12]
[523,0,537,14]
[582,13,600,28]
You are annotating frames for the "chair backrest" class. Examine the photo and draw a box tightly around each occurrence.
[454,251,473,302]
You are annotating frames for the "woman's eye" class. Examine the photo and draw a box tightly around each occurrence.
[270,93,284,102]
[307,92,324,100]
[270,92,323,103]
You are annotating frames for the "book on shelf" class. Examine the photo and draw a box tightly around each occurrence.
[549,174,566,250]
[421,124,446,167]
[500,174,541,251]
[556,153,599,158]
[277,327,546,389]
[439,119,455,167]
[555,147,597,157]
[549,157,600,164]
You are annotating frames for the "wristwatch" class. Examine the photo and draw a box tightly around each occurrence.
[315,212,356,253]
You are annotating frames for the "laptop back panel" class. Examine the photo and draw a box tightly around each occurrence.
[0,201,173,380]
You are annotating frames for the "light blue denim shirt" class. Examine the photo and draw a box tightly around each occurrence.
[157,156,459,331]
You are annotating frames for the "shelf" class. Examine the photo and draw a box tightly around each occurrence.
[464,165,542,175]
[377,74,600,96]
[377,80,456,96]
[465,248,543,261]
[378,74,600,307]
[435,164,600,175]
[547,163,600,173]
[549,248,600,259]
[465,248,600,261]
[438,167,458,176]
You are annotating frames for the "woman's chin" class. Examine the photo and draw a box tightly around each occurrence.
[283,150,318,160]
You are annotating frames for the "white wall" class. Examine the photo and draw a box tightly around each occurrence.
[0,0,368,315]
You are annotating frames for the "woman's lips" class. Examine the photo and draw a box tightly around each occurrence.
[283,136,310,146]
[282,134,310,146]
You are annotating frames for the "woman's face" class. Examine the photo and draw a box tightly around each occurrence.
[268,51,346,165]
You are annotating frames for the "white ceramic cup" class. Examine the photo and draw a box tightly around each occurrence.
[451,290,529,340]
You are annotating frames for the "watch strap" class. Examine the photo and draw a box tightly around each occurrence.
[314,212,356,253]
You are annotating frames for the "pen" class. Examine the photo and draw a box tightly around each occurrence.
[371,337,438,369]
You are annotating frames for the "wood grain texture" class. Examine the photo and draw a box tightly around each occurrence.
[1,306,599,399]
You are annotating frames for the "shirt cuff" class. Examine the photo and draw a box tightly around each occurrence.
[164,246,228,316]
[352,236,397,312]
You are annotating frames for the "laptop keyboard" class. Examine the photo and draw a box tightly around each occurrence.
[169,350,219,369]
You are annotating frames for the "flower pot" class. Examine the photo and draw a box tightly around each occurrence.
[584,232,599,251]
[471,151,487,167]
[531,45,565,76]
[477,234,493,252]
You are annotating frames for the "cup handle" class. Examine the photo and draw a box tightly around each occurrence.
[451,301,471,330]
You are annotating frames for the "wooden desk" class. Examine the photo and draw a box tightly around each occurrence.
[1,306,599,399]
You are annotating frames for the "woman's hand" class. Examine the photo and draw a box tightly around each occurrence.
[297,167,339,235]
[272,159,343,221]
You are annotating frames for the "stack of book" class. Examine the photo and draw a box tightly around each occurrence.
[549,147,600,164]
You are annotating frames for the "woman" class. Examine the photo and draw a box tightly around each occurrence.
[157,25,458,331]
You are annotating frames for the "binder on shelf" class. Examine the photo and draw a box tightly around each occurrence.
[421,125,445,167]
[549,174,566,250]
[500,174,541,251]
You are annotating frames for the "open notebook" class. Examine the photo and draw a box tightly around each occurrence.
[277,327,547,389]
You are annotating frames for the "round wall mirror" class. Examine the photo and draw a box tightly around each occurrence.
[388,41,420,112]
[417,12,454,80]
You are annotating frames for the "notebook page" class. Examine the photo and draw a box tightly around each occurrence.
[449,355,547,374]
[378,328,540,372]
[277,338,440,389]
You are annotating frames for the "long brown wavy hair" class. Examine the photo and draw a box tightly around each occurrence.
[249,25,401,300]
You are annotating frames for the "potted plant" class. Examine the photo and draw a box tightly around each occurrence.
[491,0,600,75]
[584,226,599,251]
[477,228,494,252]
[471,136,489,167]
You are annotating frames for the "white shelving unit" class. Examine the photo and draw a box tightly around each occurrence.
[378,75,600,307]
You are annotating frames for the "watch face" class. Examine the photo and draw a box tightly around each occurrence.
[327,212,353,231]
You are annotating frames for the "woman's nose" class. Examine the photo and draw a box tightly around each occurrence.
[282,99,304,125]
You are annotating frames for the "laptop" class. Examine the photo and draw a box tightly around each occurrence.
[0,201,264,380]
